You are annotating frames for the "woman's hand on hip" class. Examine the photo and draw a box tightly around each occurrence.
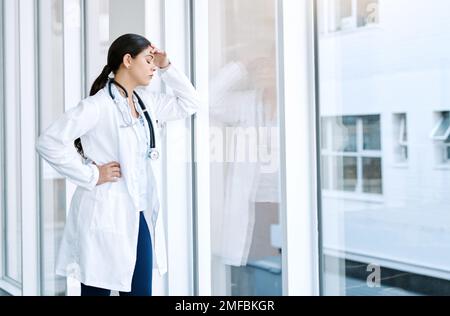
[95,161,122,186]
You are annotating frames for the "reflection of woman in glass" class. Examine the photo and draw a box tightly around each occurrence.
[210,46,279,267]
[36,34,201,296]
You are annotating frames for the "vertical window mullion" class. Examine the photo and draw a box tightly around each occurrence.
[0,0,5,285]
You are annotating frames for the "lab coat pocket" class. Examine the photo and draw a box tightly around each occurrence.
[89,191,130,235]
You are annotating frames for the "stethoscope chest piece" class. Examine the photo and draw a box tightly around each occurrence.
[148,148,160,161]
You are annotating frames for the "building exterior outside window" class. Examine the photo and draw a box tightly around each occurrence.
[317,0,450,295]
[2,0,450,297]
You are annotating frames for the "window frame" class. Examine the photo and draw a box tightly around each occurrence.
[0,0,40,296]
[163,0,196,296]
[192,0,320,296]
[321,115,383,198]
[431,111,450,166]
[0,0,5,292]
[398,115,408,146]
[393,113,408,164]
[0,0,23,295]
[431,111,450,141]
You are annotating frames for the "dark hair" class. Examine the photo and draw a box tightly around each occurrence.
[74,34,152,159]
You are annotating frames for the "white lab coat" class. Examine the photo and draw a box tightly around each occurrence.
[36,64,202,292]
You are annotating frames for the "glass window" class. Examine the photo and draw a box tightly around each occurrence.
[318,0,450,296]
[432,112,450,140]
[321,115,382,195]
[3,0,22,285]
[362,157,382,194]
[85,0,146,94]
[85,0,111,92]
[332,156,357,192]
[393,114,408,163]
[37,0,67,296]
[431,112,450,165]
[332,116,357,152]
[208,0,282,296]
[362,115,381,151]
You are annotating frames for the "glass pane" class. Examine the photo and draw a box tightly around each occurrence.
[362,115,381,151]
[434,112,449,138]
[38,0,67,296]
[393,114,408,163]
[362,157,382,194]
[85,0,111,91]
[332,117,357,152]
[318,0,450,296]
[447,147,450,161]
[331,156,357,192]
[209,0,282,296]
[3,0,22,284]
[401,116,408,143]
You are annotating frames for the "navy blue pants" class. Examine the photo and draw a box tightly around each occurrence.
[81,212,153,296]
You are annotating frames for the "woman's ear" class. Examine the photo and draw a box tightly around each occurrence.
[123,53,133,69]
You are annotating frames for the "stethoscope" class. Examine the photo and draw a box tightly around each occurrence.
[108,79,160,161]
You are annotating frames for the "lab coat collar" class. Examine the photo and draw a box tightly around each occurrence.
[109,80,140,113]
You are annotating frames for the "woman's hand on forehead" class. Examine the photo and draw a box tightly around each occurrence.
[149,43,160,54]
[148,43,170,68]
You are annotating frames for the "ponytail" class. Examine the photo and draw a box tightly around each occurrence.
[90,64,111,96]
[74,64,111,159]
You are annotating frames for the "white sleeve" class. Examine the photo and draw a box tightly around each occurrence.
[36,100,100,190]
[148,63,203,123]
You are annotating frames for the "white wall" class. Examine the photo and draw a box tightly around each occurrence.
[110,0,146,40]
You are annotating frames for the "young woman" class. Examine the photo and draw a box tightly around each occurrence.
[36,33,201,296]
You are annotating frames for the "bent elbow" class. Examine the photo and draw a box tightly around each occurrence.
[35,134,52,158]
